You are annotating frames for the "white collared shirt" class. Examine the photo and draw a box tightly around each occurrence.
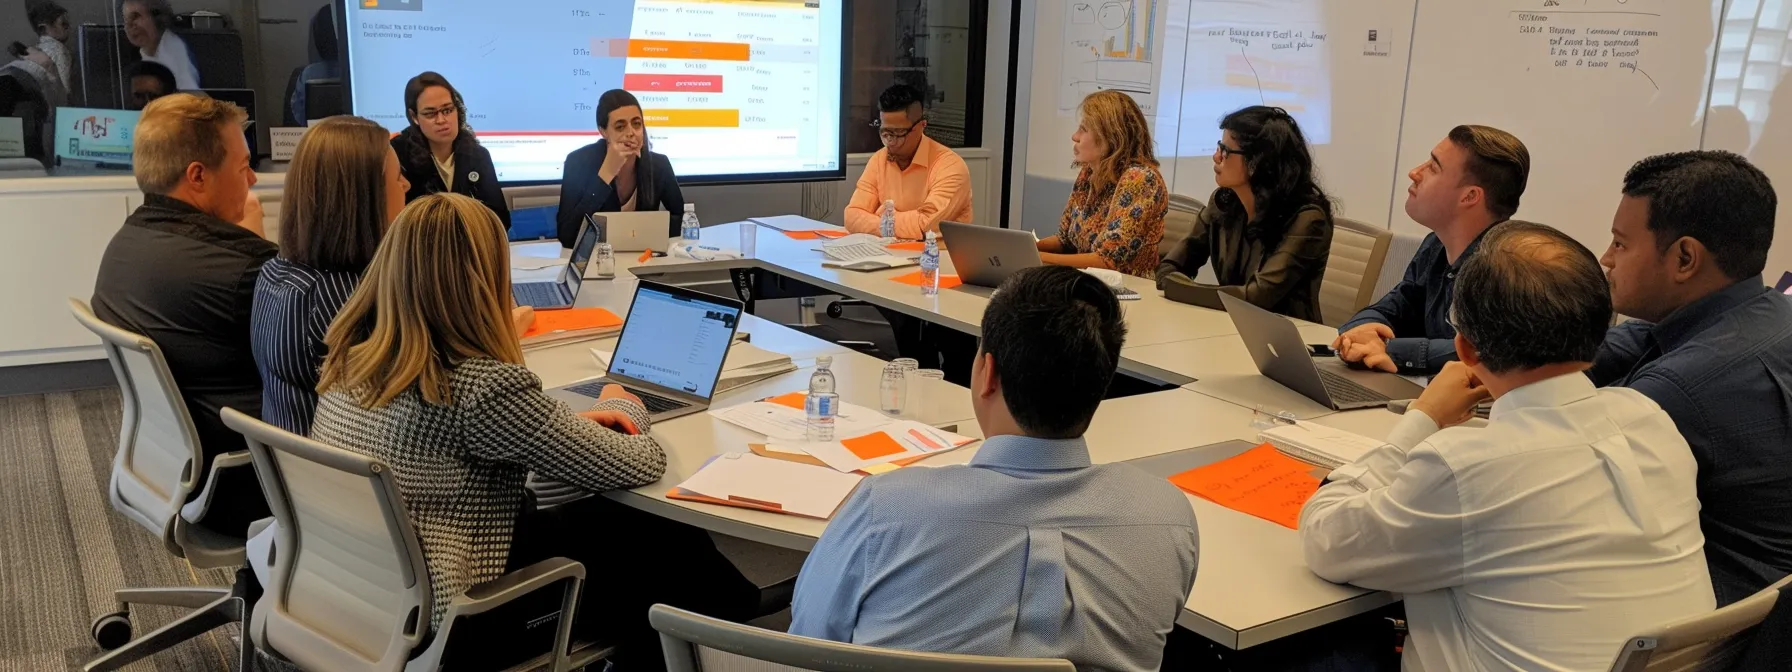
[141,30,199,90]
[1300,373,1715,672]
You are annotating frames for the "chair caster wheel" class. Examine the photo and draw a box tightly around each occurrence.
[91,611,132,650]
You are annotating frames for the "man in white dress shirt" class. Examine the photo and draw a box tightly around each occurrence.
[1300,221,1715,672]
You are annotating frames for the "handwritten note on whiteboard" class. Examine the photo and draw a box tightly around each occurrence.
[1169,443,1322,529]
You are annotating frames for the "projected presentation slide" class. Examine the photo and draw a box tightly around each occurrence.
[340,0,845,184]
[1176,0,1331,149]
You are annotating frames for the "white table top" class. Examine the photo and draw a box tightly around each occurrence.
[512,224,1404,650]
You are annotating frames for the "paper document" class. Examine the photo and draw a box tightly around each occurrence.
[749,214,836,232]
[675,453,864,519]
[511,255,564,270]
[1259,423,1387,469]
[710,393,890,441]
[1169,444,1324,529]
[771,421,976,473]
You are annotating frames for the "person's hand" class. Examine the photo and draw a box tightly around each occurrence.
[580,409,641,435]
[1409,361,1491,428]
[511,305,535,335]
[1333,323,1396,372]
[598,383,642,406]
[598,137,640,182]
[238,193,267,237]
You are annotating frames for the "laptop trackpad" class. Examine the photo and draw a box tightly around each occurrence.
[1315,358,1427,399]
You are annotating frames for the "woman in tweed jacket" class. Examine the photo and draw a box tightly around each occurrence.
[312,193,756,669]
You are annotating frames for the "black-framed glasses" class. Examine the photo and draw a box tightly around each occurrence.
[872,117,926,141]
[416,104,459,121]
[1215,141,1250,160]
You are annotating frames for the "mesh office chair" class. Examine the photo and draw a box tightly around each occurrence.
[1318,217,1394,327]
[67,298,258,672]
[221,409,612,672]
[649,604,1076,672]
[1604,574,1791,671]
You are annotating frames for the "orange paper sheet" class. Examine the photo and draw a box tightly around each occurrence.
[764,392,807,409]
[521,308,623,339]
[842,432,906,460]
[890,271,963,289]
[813,229,852,239]
[1168,444,1322,529]
[783,230,822,240]
[885,241,925,252]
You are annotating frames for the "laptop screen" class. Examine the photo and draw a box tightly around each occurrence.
[561,218,599,298]
[609,285,742,398]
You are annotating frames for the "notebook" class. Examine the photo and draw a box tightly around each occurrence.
[1259,422,1388,470]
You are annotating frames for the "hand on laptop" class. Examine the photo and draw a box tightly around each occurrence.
[1410,362,1492,428]
[1334,323,1397,373]
[581,409,641,435]
[598,383,642,406]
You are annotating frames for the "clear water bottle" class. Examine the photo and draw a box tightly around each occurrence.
[919,231,941,296]
[879,199,896,239]
[806,355,839,442]
[594,242,615,278]
[681,203,701,242]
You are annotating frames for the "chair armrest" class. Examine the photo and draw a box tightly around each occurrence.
[756,575,797,619]
[180,450,254,524]
[450,557,586,617]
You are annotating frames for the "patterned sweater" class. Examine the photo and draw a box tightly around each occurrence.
[311,357,666,630]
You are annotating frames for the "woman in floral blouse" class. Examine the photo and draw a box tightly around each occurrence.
[1037,90,1169,278]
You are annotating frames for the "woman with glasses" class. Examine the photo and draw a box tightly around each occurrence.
[1038,90,1168,278]
[556,88,686,246]
[1158,105,1334,322]
[391,71,512,229]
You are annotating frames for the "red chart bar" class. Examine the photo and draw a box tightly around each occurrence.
[623,74,726,93]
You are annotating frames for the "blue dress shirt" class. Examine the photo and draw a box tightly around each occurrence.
[1341,223,1502,375]
[1589,280,1792,606]
[789,434,1200,672]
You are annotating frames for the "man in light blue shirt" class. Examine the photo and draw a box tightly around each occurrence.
[789,266,1200,671]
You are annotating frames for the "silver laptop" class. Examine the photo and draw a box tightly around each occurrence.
[595,211,672,252]
[939,220,1042,288]
[513,216,597,310]
[546,280,744,421]
[1219,292,1425,410]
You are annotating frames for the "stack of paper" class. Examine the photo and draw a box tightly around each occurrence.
[1259,423,1386,469]
[520,308,624,350]
[768,421,976,473]
[671,453,864,519]
[592,341,797,393]
[708,393,888,441]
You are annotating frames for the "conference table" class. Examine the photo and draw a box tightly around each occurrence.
[513,219,1407,651]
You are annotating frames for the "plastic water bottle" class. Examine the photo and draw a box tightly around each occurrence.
[919,231,941,296]
[681,203,701,242]
[879,199,896,239]
[806,356,839,442]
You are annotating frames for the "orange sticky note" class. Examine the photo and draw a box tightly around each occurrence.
[764,392,807,410]
[813,229,853,239]
[890,271,963,289]
[885,241,925,252]
[637,249,654,263]
[521,308,623,338]
[842,432,906,460]
[783,230,823,240]
[1168,444,1322,529]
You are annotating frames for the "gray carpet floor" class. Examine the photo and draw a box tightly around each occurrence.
[0,388,805,671]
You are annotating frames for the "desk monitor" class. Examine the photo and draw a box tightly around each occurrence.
[54,107,141,169]
[304,79,343,122]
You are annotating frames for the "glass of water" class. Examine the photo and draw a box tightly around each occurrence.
[738,221,757,258]
[912,369,946,421]
[879,362,907,416]
[890,358,919,416]
[594,242,615,278]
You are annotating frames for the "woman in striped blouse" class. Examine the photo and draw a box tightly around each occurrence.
[311,193,757,669]
[251,115,408,435]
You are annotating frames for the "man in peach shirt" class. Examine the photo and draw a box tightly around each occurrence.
[844,84,974,238]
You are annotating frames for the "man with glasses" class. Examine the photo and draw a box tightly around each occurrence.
[1334,125,1531,375]
[843,83,972,239]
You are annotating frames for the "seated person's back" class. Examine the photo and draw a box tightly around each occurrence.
[790,266,1199,672]
[92,94,274,468]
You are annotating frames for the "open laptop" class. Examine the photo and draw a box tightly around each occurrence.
[1219,292,1425,410]
[939,220,1042,288]
[594,211,672,253]
[547,281,744,421]
[513,215,597,310]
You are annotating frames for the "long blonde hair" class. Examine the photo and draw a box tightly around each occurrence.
[1077,90,1158,195]
[316,193,520,407]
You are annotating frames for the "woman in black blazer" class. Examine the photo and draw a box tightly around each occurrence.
[391,71,511,230]
[556,88,685,247]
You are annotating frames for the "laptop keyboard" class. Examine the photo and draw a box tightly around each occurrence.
[513,282,565,308]
[565,381,691,414]
[1317,368,1392,406]
[826,243,888,261]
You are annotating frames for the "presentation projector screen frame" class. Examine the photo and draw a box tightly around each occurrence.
[330,0,850,188]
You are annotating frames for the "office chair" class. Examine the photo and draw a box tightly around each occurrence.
[221,408,613,672]
[649,604,1077,672]
[67,299,258,672]
[1604,573,1791,671]
[1319,217,1395,327]
[1157,192,1206,259]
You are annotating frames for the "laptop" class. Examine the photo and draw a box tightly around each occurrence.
[595,211,672,252]
[513,216,597,310]
[1219,292,1425,410]
[1161,273,1226,310]
[939,220,1042,288]
[546,281,744,421]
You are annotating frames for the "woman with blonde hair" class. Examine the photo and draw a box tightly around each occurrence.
[1037,90,1169,278]
[310,193,756,668]
[252,115,409,435]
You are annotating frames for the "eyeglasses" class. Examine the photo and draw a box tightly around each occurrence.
[873,117,926,141]
[1215,141,1250,160]
[416,104,458,122]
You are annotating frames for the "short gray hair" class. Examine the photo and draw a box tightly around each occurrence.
[132,94,247,195]
[1451,222,1610,373]
[122,0,176,31]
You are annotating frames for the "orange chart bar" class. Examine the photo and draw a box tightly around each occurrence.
[642,109,741,127]
[626,39,751,61]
